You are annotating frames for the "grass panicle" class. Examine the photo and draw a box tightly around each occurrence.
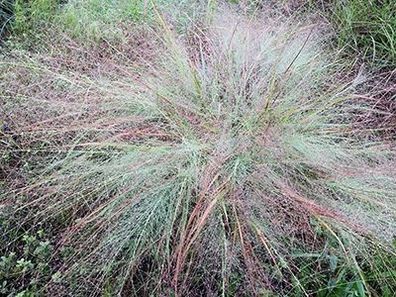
[1,2,396,296]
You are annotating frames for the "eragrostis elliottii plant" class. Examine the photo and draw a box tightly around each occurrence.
[1,6,395,296]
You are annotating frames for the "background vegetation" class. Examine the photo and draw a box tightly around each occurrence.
[329,0,396,68]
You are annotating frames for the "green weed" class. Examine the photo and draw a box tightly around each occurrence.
[0,227,62,296]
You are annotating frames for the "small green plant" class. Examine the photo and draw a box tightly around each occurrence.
[0,229,59,296]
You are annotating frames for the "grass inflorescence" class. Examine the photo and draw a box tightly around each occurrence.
[1,1,395,296]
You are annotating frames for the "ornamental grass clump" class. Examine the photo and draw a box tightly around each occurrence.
[1,6,395,296]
